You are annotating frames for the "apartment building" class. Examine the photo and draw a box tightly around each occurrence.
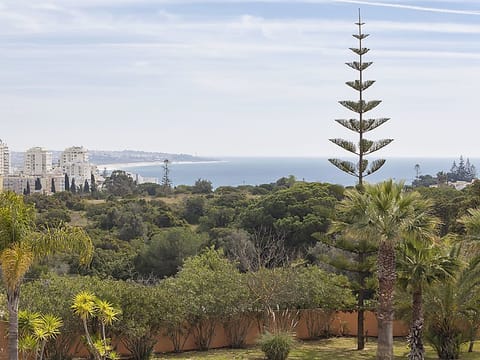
[0,140,10,175]
[24,147,53,176]
[60,146,95,184]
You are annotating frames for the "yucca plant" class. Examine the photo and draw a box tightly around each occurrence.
[72,291,121,360]
[18,310,63,360]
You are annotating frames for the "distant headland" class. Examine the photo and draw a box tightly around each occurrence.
[11,149,216,168]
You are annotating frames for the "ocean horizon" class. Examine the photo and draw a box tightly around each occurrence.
[111,157,477,188]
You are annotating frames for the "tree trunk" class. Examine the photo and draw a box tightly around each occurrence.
[7,288,20,360]
[408,287,425,360]
[357,255,367,351]
[468,339,474,353]
[376,241,396,360]
[357,293,365,350]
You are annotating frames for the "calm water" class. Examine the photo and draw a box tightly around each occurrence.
[119,157,476,188]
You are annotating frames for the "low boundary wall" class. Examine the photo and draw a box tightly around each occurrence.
[0,310,409,358]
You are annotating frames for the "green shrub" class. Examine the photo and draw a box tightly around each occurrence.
[259,332,294,360]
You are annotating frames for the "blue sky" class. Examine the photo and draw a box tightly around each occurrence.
[1,0,479,157]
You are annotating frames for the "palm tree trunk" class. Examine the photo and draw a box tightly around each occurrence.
[7,288,20,360]
[408,287,425,360]
[377,241,395,360]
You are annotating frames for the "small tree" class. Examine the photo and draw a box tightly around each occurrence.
[160,278,190,352]
[192,179,213,194]
[112,283,164,360]
[175,247,246,350]
[71,291,121,360]
[314,231,377,346]
[18,310,63,360]
[35,178,42,191]
[397,239,458,360]
[84,180,90,193]
[70,179,77,194]
[64,174,70,192]
[90,173,97,193]
[160,159,173,196]
[295,266,355,338]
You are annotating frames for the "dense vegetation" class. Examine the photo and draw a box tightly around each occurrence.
[2,169,480,359]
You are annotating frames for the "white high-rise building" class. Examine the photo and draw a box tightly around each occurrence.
[60,146,88,166]
[24,147,52,176]
[60,146,94,185]
[0,140,10,175]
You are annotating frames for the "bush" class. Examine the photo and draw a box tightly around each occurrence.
[259,332,294,360]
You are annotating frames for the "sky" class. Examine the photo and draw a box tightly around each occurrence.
[0,0,479,157]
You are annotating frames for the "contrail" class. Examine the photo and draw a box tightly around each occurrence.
[334,0,480,16]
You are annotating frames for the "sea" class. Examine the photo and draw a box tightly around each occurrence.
[109,157,476,188]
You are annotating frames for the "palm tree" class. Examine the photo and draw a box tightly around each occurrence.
[423,253,480,359]
[397,239,458,360]
[0,191,93,360]
[333,180,437,360]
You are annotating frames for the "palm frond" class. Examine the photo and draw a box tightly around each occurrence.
[0,243,34,293]
[27,225,93,265]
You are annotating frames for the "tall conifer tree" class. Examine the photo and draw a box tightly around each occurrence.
[65,174,70,192]
[90,173,97,192]
[71,178,77,194]
[329,10,392,186]
[84,179,90,193]
[327,10,392,351]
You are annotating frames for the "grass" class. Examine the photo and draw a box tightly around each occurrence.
[154,337,480,359]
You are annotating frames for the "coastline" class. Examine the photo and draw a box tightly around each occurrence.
[99,160,226,171]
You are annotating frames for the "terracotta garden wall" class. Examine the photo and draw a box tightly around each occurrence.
[0,311,409,358]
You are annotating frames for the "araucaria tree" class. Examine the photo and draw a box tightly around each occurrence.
[329,11,392,186]
[327,11,392,351]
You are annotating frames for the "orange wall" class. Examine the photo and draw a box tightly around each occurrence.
[0,311,409,358]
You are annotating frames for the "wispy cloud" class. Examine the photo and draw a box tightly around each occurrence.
[335,0,480,16]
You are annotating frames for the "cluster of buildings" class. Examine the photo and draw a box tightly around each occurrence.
[0,140,102,195]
